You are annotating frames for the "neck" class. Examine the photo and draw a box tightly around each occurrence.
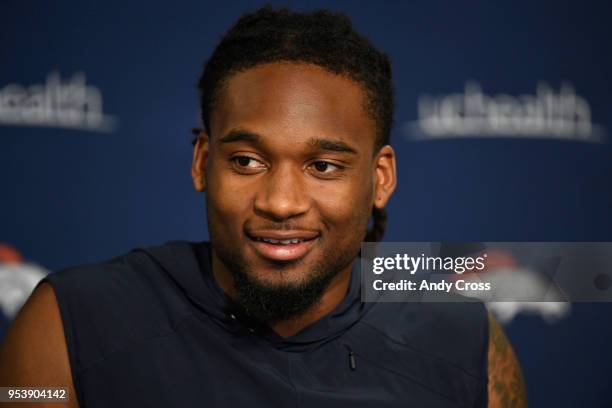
[211,251,353,338]
[270,266,351,337]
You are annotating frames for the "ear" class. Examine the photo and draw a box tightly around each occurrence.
[372,145,397,209]
[191,131,210,192]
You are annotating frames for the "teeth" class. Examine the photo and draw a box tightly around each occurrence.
[257,237,304,245]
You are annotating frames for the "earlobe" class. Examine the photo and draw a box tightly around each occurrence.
[372,145,397,209]
[191,132,210,192]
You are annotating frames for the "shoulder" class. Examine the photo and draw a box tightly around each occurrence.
[46,240,196,313]
[351,298,489,406]
[360,298,489,376]
[40,242,198,374]
[46,245,166,297]
[362,297,489,346]
[0,282,79,407]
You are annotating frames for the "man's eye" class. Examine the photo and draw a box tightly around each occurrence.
[312,161,340,173]
[231,156,265,169]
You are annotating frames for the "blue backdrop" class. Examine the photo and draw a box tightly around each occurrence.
[2,1,611,406]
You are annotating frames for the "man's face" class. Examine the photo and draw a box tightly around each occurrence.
[192,62,395,319]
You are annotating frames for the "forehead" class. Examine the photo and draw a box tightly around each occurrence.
[210,62,376,150]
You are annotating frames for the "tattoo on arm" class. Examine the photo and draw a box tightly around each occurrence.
[488,312,527,407]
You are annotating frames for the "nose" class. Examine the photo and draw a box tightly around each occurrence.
[254,164,310,221]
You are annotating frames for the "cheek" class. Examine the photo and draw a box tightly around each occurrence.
[315,178,373,230]
[206,165,253,228]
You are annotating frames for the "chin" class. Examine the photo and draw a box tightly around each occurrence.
[247,262,320,288]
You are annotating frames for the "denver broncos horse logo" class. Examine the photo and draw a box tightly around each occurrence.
[0,243,48,319]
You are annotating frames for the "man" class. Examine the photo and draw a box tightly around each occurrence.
[0,6,525,407]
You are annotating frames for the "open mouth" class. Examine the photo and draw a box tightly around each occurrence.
[253,237,307,245]
[246,231,319,262]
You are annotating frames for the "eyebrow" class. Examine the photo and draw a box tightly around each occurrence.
[307,137,358,155]
[218,128,261,144]
[218,128,358,155]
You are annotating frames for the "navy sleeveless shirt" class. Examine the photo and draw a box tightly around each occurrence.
[42,241,488,407]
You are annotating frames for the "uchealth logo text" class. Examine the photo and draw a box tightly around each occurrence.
[404,81,606,142]
[0,71,117,132]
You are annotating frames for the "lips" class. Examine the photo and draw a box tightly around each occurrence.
[254,237,306,245]
[246,230,319,262]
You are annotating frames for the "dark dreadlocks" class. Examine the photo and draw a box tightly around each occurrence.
[195,5,394,242]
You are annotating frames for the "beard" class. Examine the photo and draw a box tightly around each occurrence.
[205,190,369,325]
[230,257,336,324]
[211,233,357,324]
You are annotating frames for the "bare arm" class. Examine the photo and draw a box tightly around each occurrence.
[0,282,79,408]
[487,312,527,407]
